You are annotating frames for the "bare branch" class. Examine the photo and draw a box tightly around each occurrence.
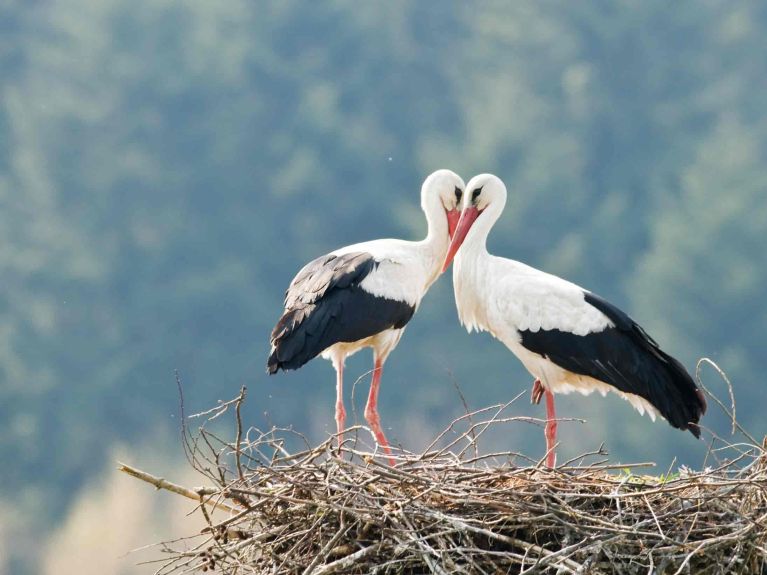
[129,364,767,574]
[117,462,240,515]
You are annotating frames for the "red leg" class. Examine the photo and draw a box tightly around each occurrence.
[334,361,346,448]
[544,389,557,468]
[364,358,395,465]
[531,378,544,404]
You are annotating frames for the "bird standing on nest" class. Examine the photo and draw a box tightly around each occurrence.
[442,173,707,467]
[268,170,466,461]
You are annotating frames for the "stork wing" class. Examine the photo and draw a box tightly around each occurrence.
[283,252,375,308]
[267,252,415,373]
[518,289,705,435]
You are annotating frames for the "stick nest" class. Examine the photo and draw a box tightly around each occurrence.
[138,377,767,575]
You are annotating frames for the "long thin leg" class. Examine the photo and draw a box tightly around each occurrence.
[364,358,395,464]
[334,359,346,448]
[544,388,558,468]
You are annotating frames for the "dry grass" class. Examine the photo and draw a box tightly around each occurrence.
[126,365,767,575]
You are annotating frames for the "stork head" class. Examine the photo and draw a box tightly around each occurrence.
[441,173,507,272]
[421,169,465,239]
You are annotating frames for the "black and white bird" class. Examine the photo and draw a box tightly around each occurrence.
[268,170,466,459]
[442,174,706,467]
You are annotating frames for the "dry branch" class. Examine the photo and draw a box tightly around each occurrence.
[117,462,240,515]
[126,366,767,574]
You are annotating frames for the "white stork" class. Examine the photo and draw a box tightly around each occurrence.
[268,169,466,460]
[442,174,706,467]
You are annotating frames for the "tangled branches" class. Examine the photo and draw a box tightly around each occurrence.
[127,376,767,575]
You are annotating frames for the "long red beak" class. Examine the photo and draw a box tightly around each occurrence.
[441,206,480,272]
[446,208,460,239]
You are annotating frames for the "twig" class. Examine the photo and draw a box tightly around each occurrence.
[133,368,767,575]
[234,385,247,481]
[311,543,383,575]
[117,462,239,514]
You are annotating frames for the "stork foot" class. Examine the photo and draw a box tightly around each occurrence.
[545,448,557,468]
[365,406,395,466]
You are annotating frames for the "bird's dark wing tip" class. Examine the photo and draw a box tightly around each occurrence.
[696,388,708,416]
[266,353,280,375]
[685,390,707,438]
[688,422,702,439]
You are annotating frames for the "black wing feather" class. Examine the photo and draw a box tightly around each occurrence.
[267,252,415,373]
[519,292,706,436]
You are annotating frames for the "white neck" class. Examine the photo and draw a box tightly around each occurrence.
[418,196,451,287]
[456,197,504,263]
[452,198,505,331]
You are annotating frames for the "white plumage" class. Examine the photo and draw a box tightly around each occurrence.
[443,173,706,467]
[455,256,612,336]
[269,169,466,462]
[331,238,442,308]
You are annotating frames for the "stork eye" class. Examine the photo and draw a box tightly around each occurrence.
[472,187,483,201]
[454,187,463,202]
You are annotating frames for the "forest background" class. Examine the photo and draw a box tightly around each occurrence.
[1,2,766,573]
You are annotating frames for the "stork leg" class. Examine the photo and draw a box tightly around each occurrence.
[544,388,558,468]
[333,358,346,449]
[364,358,395,465]
[531,379,557,467]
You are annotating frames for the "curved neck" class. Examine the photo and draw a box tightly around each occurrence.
[456,198,504,261]
[418,197,451,287]
[421,195,450,254]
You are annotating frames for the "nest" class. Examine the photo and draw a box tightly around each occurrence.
[127,370,767,575]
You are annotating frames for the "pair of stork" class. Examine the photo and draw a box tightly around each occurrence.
[267,170,706,466]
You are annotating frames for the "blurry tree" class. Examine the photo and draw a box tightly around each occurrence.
[630,115,767,413]
[0,2,766,573]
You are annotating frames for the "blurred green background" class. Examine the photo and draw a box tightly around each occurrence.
[1,1,766,572]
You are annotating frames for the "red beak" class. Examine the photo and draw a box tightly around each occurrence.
[441,206,481,272]
[446,208,461,239]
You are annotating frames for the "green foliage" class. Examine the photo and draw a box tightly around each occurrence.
[631,115,767,405]
[1,2,766,571]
